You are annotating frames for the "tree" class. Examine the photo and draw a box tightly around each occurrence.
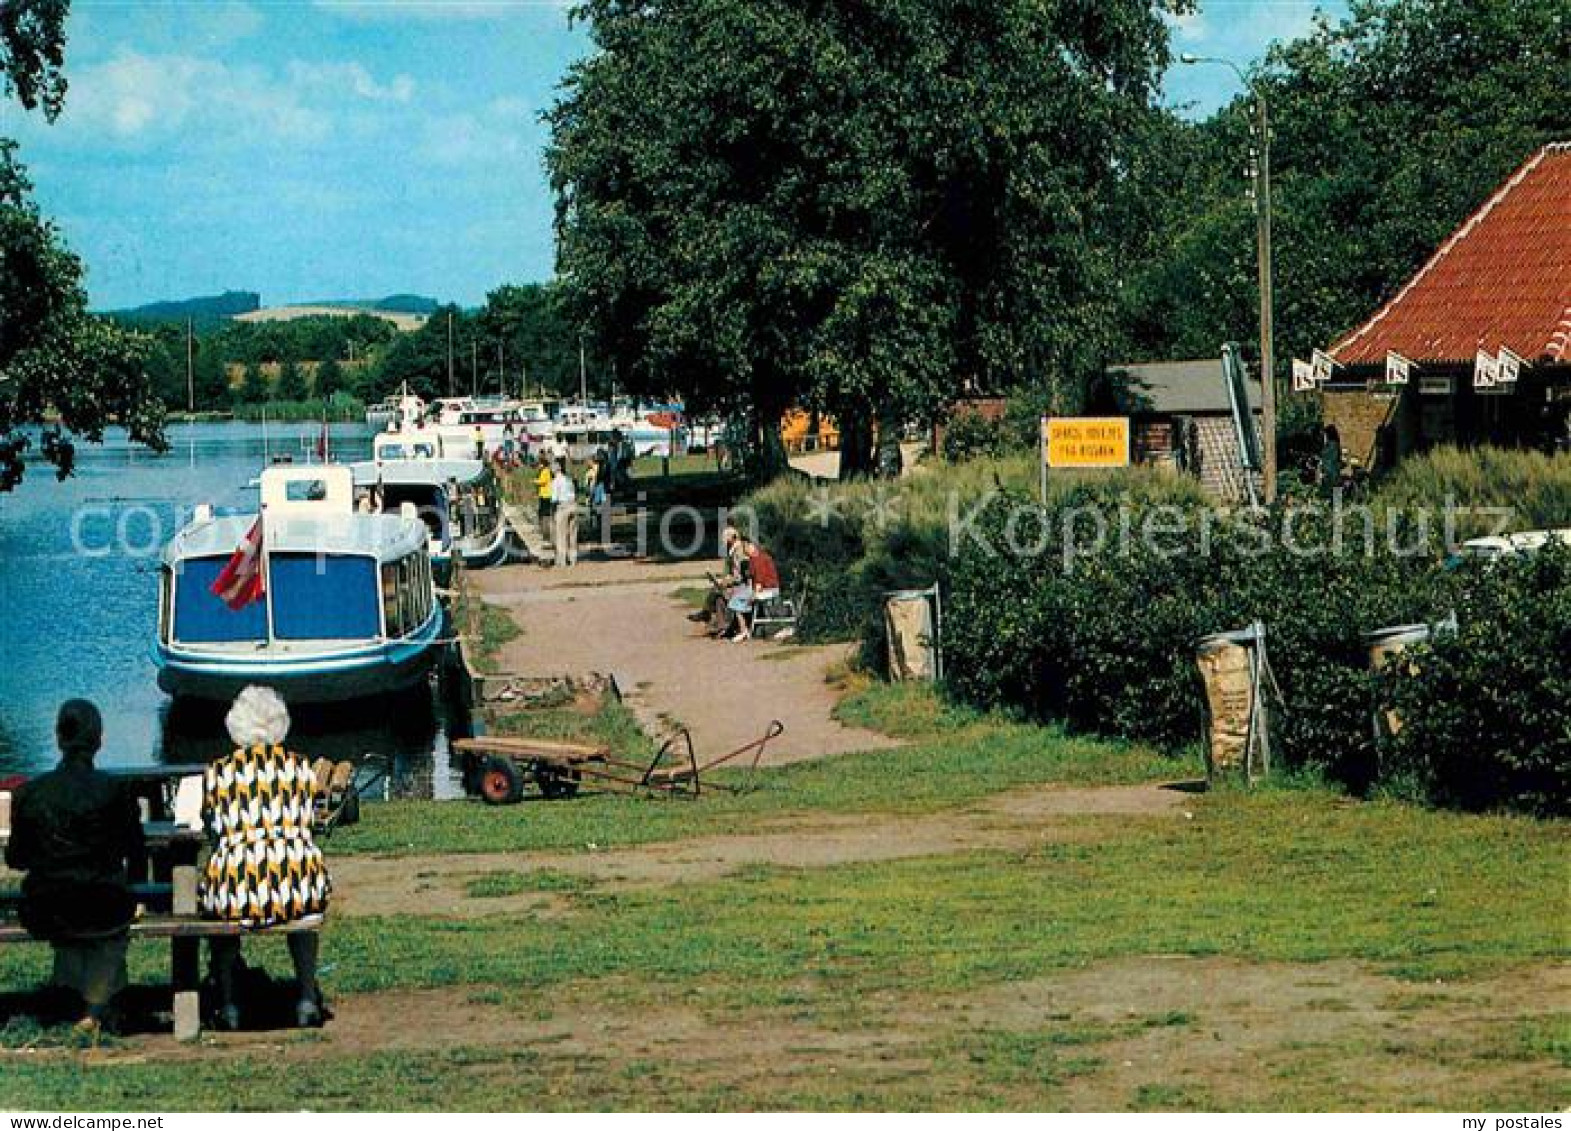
[479,283,579,397]
[549,0,1176,477]
[239,360,267,404]
[1120,0,1571,380]
[371,305,467,401]
[315,356,345,401]
[276,355,308,401]
[192,343,229,409]
[2,2,164,490]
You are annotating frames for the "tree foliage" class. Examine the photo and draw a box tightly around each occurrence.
[549,0,1178,477]
[1119,0,1571,376]
[2,1,165,489]
[0,0,68,119]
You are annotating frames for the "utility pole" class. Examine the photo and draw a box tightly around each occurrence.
[579,338,588,404]
[471,338,479,398]
[1254,92,1277,504]
[497,341,506,397]
[1182,54,1278,503]
[446,310,455,396]
[185,318,195,414]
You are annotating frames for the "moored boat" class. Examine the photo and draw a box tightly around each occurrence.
[351,457,510,577]
[154,465,443,705]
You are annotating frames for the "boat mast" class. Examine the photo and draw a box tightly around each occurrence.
[186,318,195,414]
[446,310,455,396]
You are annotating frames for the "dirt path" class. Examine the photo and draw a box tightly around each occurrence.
[472,559,899,767]
[330,782,1188,919]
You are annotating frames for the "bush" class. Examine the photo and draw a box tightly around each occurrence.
[1374,446,1571,539]
[1379,546,1571,816]
[941,410,1011,462]
[942,489,1456,790]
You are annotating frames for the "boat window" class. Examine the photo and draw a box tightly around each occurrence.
[381,562,405,637]
[271,554,380,640]
[172,557,267,643]
[158,567,172,644]
[285,478,330,503]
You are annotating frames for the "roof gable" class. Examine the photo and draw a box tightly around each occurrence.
[1329,142,1571,366]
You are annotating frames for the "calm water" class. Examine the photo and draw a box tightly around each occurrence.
[0,421,465,797]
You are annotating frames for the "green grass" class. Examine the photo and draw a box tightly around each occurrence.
[334,683,1179,857]
[1,785,1563,1108]
[464,869,597,898]
[2,680,1564,1111]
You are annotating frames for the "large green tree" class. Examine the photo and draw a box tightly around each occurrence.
[549,0,1179,477]
[2,1,164,489]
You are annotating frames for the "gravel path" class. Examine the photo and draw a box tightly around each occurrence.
[472,559,900,767]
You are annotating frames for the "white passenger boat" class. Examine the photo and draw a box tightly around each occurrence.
[350,458,510,579]
[154,465,443,705]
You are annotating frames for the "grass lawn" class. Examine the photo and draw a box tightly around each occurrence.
[1,682,1565,1111]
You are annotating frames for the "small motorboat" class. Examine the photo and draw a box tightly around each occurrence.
[154,465,444,705]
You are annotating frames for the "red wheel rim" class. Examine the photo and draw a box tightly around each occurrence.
[482,769,512,802]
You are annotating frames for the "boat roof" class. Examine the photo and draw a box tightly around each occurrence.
[349,458,490,487]
[164,511,428,565]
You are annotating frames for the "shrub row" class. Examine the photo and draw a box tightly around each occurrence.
[747,447,1571,816]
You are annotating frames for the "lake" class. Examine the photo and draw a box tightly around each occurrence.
[0,420,465,798]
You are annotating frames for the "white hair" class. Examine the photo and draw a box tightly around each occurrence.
[225,685,291,748]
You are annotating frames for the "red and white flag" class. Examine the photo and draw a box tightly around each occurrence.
[210,516,265,610]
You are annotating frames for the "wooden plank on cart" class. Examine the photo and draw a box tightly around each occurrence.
[453,736,608,762]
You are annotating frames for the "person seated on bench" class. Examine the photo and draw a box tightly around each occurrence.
[4,700,144,1032]
[201,686,331,1030]
[726,536,781,643]
[689,523,749,637]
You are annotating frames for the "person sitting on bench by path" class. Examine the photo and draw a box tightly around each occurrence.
[4,700,144,1033]
[726,536,781,643]
[690,523,749,636]
[201,686,331,1031]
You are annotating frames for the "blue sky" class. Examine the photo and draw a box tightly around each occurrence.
[3,0,1346,311]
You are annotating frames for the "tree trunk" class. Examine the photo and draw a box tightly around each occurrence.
[838,408,875,480]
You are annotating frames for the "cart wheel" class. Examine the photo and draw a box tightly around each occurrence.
[536,765,582,800]
[337,790,362,828]
[479,756,525,805]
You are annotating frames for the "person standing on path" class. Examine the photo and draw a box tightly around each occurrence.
[551,457,579,567]
[534,454,554,549]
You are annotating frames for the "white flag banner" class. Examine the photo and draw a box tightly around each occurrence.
[1497,346,1523,384]
[1292,358,1316,392]
[1474,349,1500,388]
[1384,351,1411,385]
[1311,349,1337,384]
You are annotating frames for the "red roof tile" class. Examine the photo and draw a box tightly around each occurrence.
[1329,142,1571,367]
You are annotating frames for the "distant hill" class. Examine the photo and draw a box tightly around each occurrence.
[306,294,441,316]
[108,290,261,326]
[104,291,440,330]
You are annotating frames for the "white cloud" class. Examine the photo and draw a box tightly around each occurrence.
[56,51,427,146]
[63,52,325,142]
[290,61,417,103]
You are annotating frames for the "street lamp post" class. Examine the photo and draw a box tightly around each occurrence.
[1182,54,1277,503]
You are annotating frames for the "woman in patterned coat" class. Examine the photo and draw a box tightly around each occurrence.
[202,685,331,1029]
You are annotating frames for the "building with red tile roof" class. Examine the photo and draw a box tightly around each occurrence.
[1317,142,1571,472]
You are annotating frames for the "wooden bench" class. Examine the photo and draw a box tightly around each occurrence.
[3,824,323,1041]
[0,902,324,1041]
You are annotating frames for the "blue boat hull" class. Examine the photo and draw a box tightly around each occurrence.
[154,611,446,705]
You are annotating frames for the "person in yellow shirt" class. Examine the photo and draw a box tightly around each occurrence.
[535,454,554,545]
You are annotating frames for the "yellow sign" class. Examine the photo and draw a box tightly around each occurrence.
[1043,417,1130,469]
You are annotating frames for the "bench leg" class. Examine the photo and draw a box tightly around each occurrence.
[172,936,201,1041]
